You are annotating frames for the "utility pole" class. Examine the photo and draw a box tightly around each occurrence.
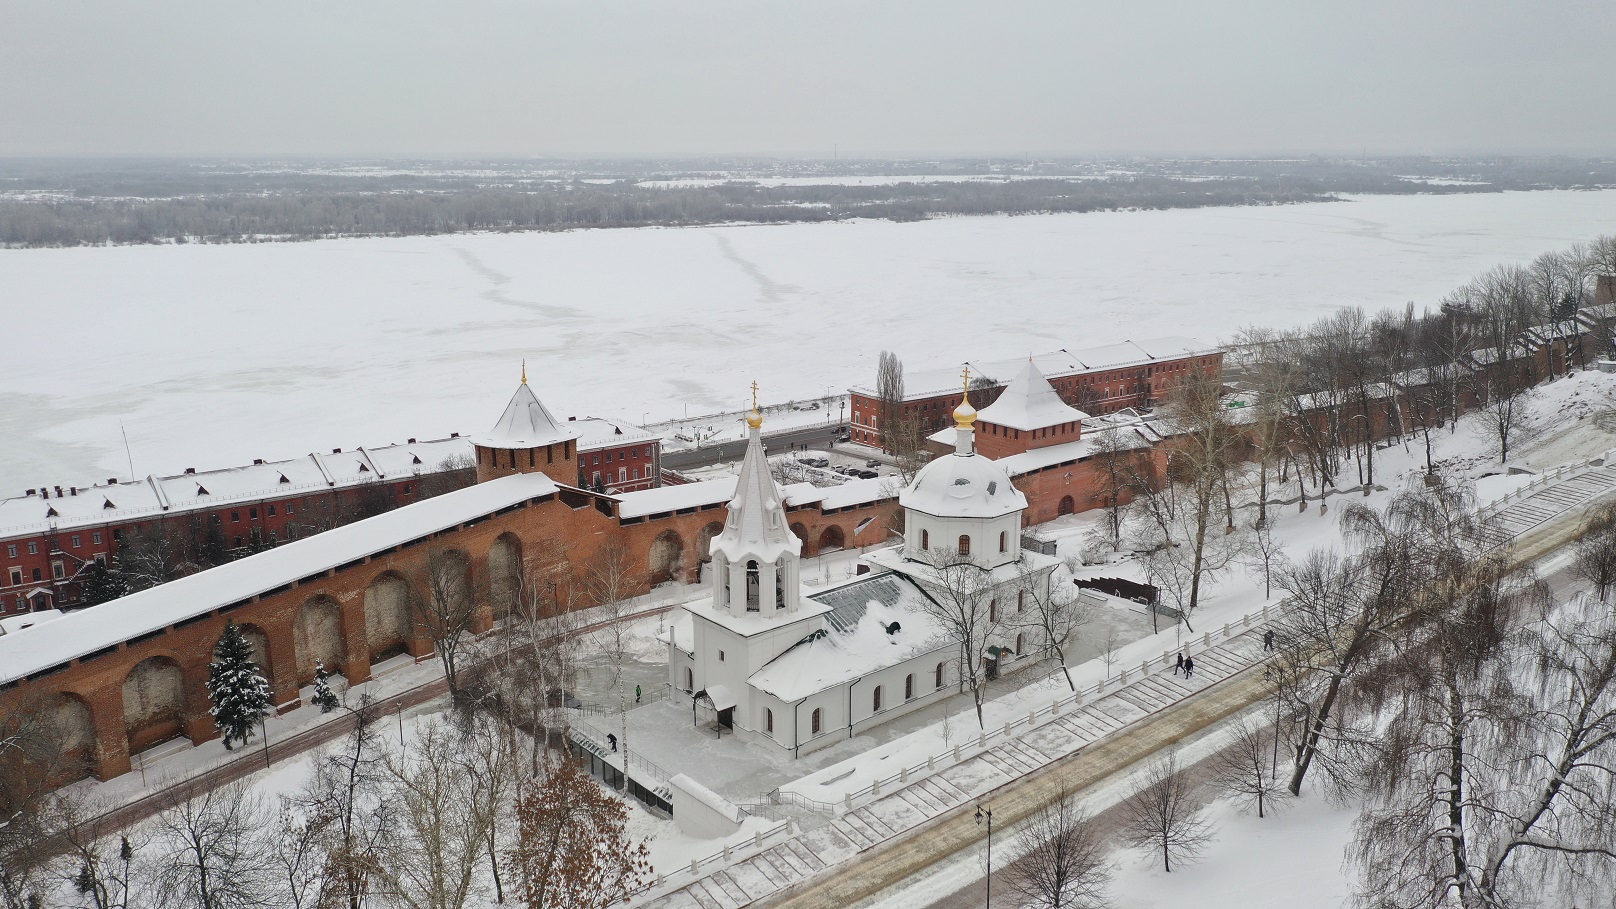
[976,804,994,907]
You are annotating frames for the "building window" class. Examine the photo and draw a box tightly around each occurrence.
[958,535,970,555]
[921,529,929,549]
[619,467,627,483]
[91,533,101,545]
[684,667,693,691]
[811,708,822,735]
[71,535,81,548]
[775,559,787,609]
[745,560,760,611]
[27,543,37,555]
[645,447,652,457]
[873,686,883,712]
[989,599,997,622]
[999,531,1007,553]
[905,674,914,700]
[4,545,13,558]
[1015,633,1025,656]
[766,709,774,734]
[31,568,41,582]
[249,507,258,519]
[286,502,295,515]
[1018,589,1025,613]
[231,511,240,522]
[7,569,20,587]
[233,536,242,548]
[935,662,945,689]
[267,504,277,516]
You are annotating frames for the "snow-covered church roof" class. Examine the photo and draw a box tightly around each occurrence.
[472,380,580,450]
[976,359,1089,431]
[708,409,802,564]
[901,448,1026,520]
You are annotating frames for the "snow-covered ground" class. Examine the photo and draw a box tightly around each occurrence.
[5,189,1616,485]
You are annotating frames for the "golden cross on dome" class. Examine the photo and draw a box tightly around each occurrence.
[960,366,972,398]
[751,380,759,410]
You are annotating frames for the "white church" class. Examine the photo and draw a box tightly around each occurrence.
[663,381,1061,757]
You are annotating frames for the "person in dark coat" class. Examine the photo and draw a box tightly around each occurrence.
[607,733,618,752]
[1264,629,1275,651]
[1184,656,1195,679]
[1175,652,1185,676]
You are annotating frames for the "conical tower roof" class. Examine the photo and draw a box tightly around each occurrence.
[472,379,579,450]
[710,410,801,564]
[976,359,1088,431]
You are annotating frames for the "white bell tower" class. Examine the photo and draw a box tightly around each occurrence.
[708,383,803,617]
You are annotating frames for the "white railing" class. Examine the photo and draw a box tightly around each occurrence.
[626,818,796,905]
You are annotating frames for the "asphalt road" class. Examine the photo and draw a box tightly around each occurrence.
[660,423,843,471]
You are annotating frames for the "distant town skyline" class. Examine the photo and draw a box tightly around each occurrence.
[3,0,1613,158]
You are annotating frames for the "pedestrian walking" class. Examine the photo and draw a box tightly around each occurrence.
[1184,656,1195,679]
[1263,629,1275,651]
[1174,652,1184,676]
[607,733,618,752]
[635,684,642,703]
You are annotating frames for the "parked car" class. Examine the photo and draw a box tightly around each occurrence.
[856,469,880,479]
[865,459,881,468]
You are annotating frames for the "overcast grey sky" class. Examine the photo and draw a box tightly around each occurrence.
[2,0,1611,158]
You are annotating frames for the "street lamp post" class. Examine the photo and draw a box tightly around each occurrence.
[976,804,994,907]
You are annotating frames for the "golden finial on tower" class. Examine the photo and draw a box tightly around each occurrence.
[747,380,764,429]
[521,359,527,385]
[954,366,978,428]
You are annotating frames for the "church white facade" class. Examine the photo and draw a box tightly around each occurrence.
[664,382,1063,757]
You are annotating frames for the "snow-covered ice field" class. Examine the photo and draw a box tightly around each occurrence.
[4,189,1616,485]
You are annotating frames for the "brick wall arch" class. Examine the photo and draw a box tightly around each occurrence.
[487,533,522,621]
[121,654,188,755]
[294,595,345,681]
[364,570,415,662]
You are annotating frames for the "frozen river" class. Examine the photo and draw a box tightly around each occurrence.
[3,188,1615,485]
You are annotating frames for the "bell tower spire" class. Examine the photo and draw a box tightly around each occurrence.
[708,382,802,616]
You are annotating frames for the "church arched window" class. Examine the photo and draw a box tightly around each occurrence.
[921,529,929,549]
[811,708,822,735]
[935,662,945,689]
[905,674,914,701]
[766,708,774,734]
[775,559,787,609]
[746,560,760,611]
[989,598,997,622]
[999,531,1007,553]
[684,667,693,692]
[873,686,883,712]
[958,535,971,556]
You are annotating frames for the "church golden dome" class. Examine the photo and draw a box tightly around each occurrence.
[953,367,977,428]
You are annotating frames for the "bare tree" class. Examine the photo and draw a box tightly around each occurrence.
[379,720,499,909]
[298,696,395,909]
[148,782,278,909]
[914,546,1001,726]
[1210,717,1285,818]
[1244,518,1283,600]
[270,798,326,909]
[1004,788,1110,909]
[414,547,482,704]
[1087,426,1146,546]
[1572,501,1616,602]
[0,693,83,909]
[1015,563,1089,690]
[876,350,905,453]
[504,758,650,909]
[1119,752,1213,873]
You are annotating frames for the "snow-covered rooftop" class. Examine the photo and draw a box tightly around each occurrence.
[471,382,580,450]
[0,437,472,538]
[683,594,831,638]
[616,477,736,520]
[850,336,1215,401]
[750,572,949,701]
[710,425,802,565]
[0,472,560,684]
[976,359,1090,431]
[900,435,1026,520]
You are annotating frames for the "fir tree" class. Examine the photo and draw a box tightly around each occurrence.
[311,660,340,712]
[77,560,132,606]
[207,620,271,750]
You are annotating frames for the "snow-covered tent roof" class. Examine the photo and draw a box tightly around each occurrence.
[709,419,802,564]
[976,359,1089,431]
[472,382,580,450]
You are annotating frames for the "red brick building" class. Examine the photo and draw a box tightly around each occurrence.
[848,337,1222,448]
